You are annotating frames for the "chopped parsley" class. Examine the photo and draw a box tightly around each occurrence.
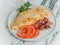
[18,1,31,12]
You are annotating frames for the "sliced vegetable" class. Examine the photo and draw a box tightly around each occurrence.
[17,25,39,38]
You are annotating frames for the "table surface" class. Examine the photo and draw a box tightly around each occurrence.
[0,0,60,45]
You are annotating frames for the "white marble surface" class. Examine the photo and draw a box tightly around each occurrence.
[0,0,60,45]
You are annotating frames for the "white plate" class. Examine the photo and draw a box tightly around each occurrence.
[8,1,56,42]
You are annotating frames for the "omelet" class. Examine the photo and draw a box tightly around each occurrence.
[10,6,51,30]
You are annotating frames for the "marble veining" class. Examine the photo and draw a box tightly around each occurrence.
[41,0,47,5]
[48,0,57,10]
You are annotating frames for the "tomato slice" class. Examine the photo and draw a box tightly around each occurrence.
[27,25,37,38]
[17,26,30,38]
[17,25,39,38]
[31,30,39,38]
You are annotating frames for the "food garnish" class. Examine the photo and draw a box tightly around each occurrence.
[18,1,31,12]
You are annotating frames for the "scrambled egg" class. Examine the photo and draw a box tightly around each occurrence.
[10,6,51,30]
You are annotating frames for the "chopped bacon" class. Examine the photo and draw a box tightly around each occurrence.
[34,18,52,30]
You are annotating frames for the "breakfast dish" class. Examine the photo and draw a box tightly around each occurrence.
[10,6,52,39]
[8,1,55,40]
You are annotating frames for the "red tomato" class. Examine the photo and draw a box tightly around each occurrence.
[17,25,39,38]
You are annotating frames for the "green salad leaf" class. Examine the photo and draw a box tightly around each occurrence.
[18,1,31,12]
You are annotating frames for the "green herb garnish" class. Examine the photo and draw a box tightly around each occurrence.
[18,1,31,12]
